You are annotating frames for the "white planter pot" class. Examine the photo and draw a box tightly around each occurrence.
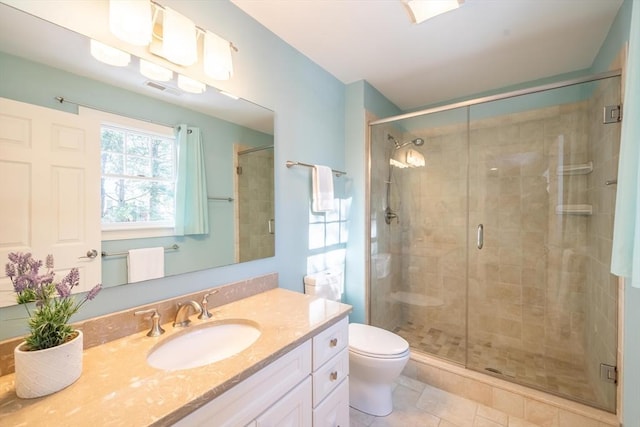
[14,330,83,399]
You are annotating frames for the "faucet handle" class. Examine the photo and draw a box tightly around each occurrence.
[134,308,165,337]
[199,289,219,320]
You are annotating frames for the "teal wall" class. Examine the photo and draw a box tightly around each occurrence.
[0,51,273,288]
[0,0,345,339]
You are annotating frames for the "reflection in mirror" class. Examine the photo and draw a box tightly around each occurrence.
[236,145,275,262]
[0,4,275,306]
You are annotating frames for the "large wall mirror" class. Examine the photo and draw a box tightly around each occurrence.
[0,3,275,307]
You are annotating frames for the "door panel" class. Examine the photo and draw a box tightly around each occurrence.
[0,98,101,305]
[466,78,620,411]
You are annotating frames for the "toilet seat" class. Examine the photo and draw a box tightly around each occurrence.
[349,323,409,359]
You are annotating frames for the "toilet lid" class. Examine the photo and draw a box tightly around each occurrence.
[349,323,409,358]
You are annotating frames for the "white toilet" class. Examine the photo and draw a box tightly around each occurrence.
[303,272,410,417]
[348,323,410,416]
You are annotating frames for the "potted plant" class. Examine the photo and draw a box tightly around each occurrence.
[5,252,102,398]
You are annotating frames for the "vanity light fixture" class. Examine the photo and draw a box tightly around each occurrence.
[177,74,206,94]
[156,6,198,66]
[204,30,233,80]
[404,0,463,24]
[109,0,153,46]
[90,39,131,67]
[140,59,173,82]
[104,0,236,93]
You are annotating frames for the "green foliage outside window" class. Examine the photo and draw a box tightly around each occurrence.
[100,125,176,226]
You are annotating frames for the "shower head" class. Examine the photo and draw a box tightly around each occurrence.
[387,133,425,149]
[387,133,426,168]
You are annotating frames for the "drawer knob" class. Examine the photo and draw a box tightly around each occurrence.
[330,371,338,381]
[329,338,338,347]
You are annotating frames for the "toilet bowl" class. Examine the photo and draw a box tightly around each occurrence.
[348,323,410,417]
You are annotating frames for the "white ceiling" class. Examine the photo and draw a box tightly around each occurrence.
[231,0,624,110]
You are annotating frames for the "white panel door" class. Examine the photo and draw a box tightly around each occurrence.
[0,97,101,306]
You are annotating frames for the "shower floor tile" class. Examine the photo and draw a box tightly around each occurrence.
[393,324,598,405]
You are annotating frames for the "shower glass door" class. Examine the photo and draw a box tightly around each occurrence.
[369,107,469,365]
[467,77,620,411]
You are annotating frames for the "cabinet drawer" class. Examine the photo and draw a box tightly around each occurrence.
[312,348,349,407]
[312,317,348,370]
[313,378,349,427]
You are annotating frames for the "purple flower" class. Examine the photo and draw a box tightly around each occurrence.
[59,268,80,290]
[86,284,102,301]
[5,262,15,279]
[45,254,54,269]
[7,252,101,350]
[12,275,28,293]
[56,281,71,298]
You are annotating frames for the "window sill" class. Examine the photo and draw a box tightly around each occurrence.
[102,226,176,241]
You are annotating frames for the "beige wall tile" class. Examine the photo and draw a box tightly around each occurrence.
[493,388,525,418]
[464,378,494,407]
[524,399,559,427]
[558,410,599,427]
[477,404,509,426]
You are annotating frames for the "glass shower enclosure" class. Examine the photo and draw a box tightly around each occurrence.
[368,72,621,411]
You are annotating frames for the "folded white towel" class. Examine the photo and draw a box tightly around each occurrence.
[127,247,165,283]
[312,165,335,212]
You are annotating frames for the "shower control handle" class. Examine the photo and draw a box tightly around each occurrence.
[477,224,484,250]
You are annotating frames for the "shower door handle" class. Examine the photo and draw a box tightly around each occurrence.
[477,224,484,249]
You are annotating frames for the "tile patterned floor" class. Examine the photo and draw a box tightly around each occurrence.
[350,375,544,427]
[393,323,597,405]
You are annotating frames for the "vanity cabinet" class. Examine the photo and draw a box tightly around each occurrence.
[173,340,312,427]
[172,316,349,427]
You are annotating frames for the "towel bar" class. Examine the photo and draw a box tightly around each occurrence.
[101,244,179,258]
[285,160,346,177]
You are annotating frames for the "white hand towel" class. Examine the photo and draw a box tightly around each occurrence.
[127,247,165,283]
[312,165,335,212]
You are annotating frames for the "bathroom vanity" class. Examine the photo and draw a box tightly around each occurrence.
[0,288,352,426]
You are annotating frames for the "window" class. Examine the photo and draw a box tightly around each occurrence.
[100,122,177,236]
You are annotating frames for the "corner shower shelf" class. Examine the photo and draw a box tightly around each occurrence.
[555,204,593,216]
[556,161,593,175]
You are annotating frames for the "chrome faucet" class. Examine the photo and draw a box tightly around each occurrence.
[134,308,165,337]
[173,300,203,328]
[198,289,219,320]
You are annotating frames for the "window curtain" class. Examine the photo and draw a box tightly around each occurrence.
[611,2,640,288]
[175,125,209,235]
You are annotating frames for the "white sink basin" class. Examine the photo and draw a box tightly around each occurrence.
[147,319,261,371]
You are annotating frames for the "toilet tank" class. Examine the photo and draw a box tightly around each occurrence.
[303,269,344,301]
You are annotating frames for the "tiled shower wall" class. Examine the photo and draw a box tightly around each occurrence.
[397,122,468,348]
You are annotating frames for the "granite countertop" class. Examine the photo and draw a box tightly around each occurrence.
[0,288,352,426]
